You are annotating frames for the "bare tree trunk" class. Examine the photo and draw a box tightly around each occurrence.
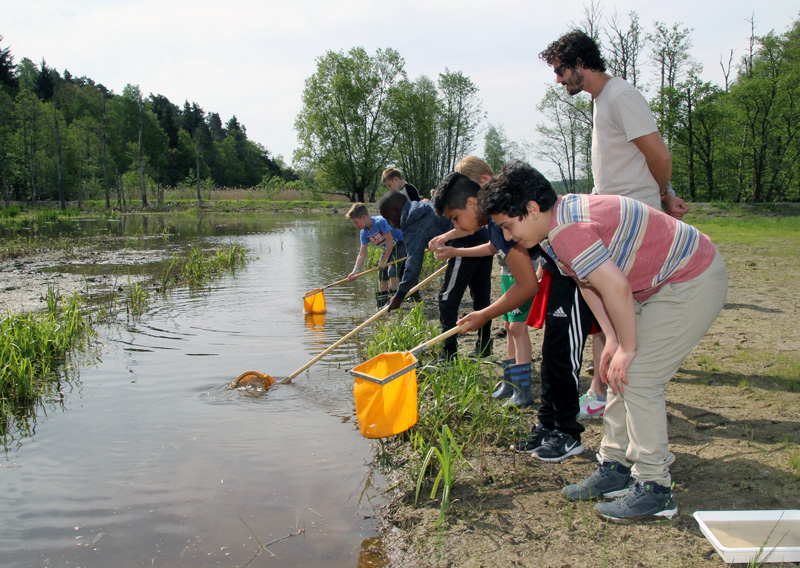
[2,163,8,208]
[138,95,148,207]
[195,128,202,207]
[53,86,66,210]
[686,87,695,199]
[102,96,110,209]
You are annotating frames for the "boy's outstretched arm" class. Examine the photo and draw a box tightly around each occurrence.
[433,242,496,260]
[456,243,537,332]
[429,228,470,248]
[348,244,369,280]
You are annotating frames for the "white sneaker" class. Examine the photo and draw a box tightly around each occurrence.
[577,389,606,420]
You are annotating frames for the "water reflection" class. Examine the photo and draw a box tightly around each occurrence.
[1,210,389,567]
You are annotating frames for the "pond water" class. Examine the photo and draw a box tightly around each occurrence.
[1,212,394,567]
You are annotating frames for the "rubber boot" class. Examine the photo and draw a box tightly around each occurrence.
[504,362,534,408]
[492,358,515,399]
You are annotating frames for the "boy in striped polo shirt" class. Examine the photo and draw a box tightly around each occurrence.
[478,160,727,523]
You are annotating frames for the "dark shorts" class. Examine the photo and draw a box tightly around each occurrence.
[379,241,406,280]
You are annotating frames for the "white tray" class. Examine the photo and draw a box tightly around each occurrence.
[693,510,800,564]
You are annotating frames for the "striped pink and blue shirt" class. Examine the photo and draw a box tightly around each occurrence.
[542,194,717,302]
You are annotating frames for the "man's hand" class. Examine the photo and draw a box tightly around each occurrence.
[386,294,403,312]
[662,193,689,220]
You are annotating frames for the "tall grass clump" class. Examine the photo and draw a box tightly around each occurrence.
[365,302,524,525]
[1,290,94,446]
[180,243,247,288]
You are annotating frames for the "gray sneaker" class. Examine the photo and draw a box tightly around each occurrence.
[562,460,634,501]
[594,480,678,523]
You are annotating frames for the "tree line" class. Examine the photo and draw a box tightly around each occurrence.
[293,47,484,202]
[0,36,296,208]
[4,7,797,208]
[523,6,800,203]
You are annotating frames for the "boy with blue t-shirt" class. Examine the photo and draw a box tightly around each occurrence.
[479,160,727,523]
[346,203,406,309]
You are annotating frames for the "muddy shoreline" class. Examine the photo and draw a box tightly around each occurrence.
[3,205,800,567]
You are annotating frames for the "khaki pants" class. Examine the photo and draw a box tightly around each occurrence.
[599,251,728,486]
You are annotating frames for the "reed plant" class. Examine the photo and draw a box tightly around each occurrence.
[1,290,94,446]
[180,243,247,288]
[414,424,473,527]
[125,280,149,317]
[365,301,526,526]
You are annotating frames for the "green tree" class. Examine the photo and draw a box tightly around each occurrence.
[728,23,800,202]
[0,36,19,95]
[437,69,483,174]
[534,85,593,192]
[483,123,509,174]
[294,47,405,202]
[0,89,14,205]
[386,75,443,197]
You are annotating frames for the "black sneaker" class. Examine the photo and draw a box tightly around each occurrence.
[510,423,550,453]
[533,431,584,462]
[594,480,678,523]
[562,460,634,501]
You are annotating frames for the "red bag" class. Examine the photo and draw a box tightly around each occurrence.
[526,270,552,329]
[527,270,602,334]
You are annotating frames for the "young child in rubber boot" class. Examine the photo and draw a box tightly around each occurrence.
[345,203,405,309]
[432,169,591,467]
[429,171,538,409]
[479,160,728,523]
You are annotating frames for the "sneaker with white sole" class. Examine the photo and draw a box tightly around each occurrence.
[594,480,678,523]
[510,423,550,453]
[533,431,584,462]
[577,389,605,420]
[563,460,634,501]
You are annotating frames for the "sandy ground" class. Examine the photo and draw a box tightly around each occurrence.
[3,218,799,568]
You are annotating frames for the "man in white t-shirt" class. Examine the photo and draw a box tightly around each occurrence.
[540,30,690,420]
[540,30,688,216]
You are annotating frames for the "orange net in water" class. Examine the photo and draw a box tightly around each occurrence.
[303,288,327,314]
[234,370,276,390]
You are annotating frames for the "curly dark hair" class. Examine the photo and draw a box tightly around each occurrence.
[478,160,557,220]
[539,30,606,72]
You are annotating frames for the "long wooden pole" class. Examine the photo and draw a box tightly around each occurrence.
[282,263,447,384]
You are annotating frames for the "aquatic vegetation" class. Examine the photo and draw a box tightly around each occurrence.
[125,280,149,317]
[365,301,525,526]
[0,290,94,448]
[180,243,248,288]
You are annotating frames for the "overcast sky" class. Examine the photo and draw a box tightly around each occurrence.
[5,1,799,178]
